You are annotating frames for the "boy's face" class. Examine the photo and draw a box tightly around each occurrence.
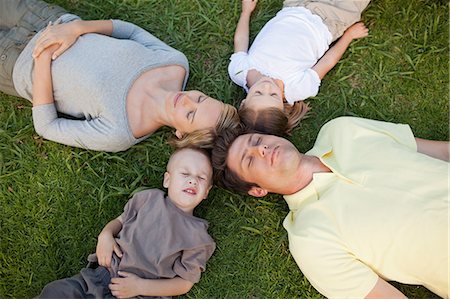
[242,76,284,111]
[163,148,213,213]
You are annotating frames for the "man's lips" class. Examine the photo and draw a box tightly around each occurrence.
[183,187,197,195]
[174,92,182,108]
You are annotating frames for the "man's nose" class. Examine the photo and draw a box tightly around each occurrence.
[249,144,268,157]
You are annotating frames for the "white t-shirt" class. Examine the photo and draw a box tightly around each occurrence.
[228,7,332,104]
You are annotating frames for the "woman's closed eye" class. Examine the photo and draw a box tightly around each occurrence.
[186,111,194,121]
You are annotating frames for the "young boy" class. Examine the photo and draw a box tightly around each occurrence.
[37,147,216,299]
[230,0,370,135]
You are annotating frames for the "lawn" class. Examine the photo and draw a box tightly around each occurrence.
[0,0,448,298]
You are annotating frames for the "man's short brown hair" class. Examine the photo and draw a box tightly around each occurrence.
[211,125,259,194]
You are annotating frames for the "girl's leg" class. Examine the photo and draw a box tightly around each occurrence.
[0,0,66,97]
[283,0,371,42]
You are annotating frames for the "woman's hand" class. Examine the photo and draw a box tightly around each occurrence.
[109,271,143,299]
[96,230,123,268]
[33,20,83,60]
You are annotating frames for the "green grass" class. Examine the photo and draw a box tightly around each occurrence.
[0,0,447,298]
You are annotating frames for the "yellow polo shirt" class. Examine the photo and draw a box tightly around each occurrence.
[283,117,449,299]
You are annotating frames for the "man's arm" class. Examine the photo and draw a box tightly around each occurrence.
[415,137,450,162]
[365,277,407,299]
[109,272,193,299]
[312,22,368,79]
[234,0,258,53]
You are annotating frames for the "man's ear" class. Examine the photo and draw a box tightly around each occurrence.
[175,130,183,139]
[248,186,268,197]
[163,172,170,188]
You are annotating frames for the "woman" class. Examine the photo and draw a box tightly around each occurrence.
[0,0,238,152]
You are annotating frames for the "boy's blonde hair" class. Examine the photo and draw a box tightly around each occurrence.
[239,101,309,136]
[170,103,240,149]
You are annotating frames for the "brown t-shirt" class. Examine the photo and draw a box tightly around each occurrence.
[91,189,215,284]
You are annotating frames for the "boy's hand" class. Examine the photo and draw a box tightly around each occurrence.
[109,271,142,299]
[96,231,123,268]
[344,22,369,40]
[33,20,82,60]
[242,0,258,15]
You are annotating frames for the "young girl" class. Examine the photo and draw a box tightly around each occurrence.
[229,0,369,135]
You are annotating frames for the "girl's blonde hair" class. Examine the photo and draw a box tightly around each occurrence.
[169,103,240,149]
[239,101,309,136]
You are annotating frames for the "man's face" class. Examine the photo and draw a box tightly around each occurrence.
[226,133,303,196]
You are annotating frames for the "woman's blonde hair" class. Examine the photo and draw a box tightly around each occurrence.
[239,101,309,136]
[169,103,240,149]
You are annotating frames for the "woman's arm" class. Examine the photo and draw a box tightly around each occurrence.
[109,272,193,299]
[33,20,113,59]
[32,44,58,106]
[234,0,258,53]
[312,22,368,79]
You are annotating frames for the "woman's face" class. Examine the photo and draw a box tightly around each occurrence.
[242,76,284,111]
[166,90,224,138]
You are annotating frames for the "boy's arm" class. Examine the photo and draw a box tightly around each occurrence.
[234,0,258,53]
[109,272,193,299]
[33,20,113,59]
[96,217,123,268]
[312,22,368,79]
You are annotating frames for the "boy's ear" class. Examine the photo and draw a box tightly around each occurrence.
[248,186,268,197]
[204,185,213,199]
[240,99,246,108]
[175,130,183,139]
[163,172,170,188]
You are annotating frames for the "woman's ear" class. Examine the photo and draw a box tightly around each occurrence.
[248,186,268,197]
[175,130,183,139]
[163,172,170,188]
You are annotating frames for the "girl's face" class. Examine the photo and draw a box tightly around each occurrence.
[166,90,224,138]
[242,77,284,111]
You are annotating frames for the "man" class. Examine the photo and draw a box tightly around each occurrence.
[212,117,449,299]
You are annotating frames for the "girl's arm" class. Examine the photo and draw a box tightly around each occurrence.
[312,22,368,79]
[109,272,193,299]
[234,0,258,53]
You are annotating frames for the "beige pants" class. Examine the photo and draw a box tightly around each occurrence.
[283,0,370,41]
